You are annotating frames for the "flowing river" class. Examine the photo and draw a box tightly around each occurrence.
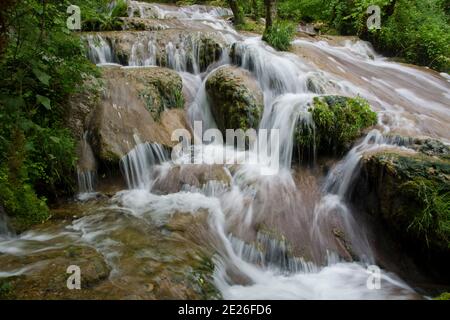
[0,1,449,299]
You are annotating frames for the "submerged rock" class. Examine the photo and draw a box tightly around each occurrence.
[151,164,231,194]
[294,95,377,161]
[88,66,188,164]
[0,245,110,299]
[205,66,263,134]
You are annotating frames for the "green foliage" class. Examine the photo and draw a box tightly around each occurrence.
[373,152,450,251]
[373,0,450,72]
[277,0,449,72]
[0,280,13,299]
[238,17,266,34]
[296,96,377,157]
[405,177,450,248]
[263,20,295,51]
[0,0,98,229]
[0,167,49,231]
[74,0,127,31]
[434,292,450,300]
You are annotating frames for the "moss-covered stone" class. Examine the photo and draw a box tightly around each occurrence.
[131,67,184,120]
[294,95,377,161]
[205,66,263,135]
[354,148,450,253]
[88,66,190,164]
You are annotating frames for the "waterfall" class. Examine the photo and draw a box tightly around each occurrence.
[77,170,96,194]
[129,39,157,67]
[76,132,98,200]
[232,38,309,102]
[120,139,168,190]
[262,93,316,168]
[5,1,449,300]
[0,208,13,240]
[86,34,113,65]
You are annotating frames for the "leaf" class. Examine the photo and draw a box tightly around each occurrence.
[49,136,60,144]
[36,95,51,110]
[32,68,51,86]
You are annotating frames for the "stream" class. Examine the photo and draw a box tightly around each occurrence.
[0,1,449,300]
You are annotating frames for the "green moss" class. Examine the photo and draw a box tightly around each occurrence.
[366,152,450,251]
[134,69,185,121]
[295,96,377,159]
[206,67,263,134]
[434,292,450,300]
[190,255,222,300]
[0,280,13,299]
[197,36,223,72]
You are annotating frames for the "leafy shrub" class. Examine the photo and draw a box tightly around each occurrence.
[0,0,97,229]
[373,0,450,72]
[74,0,128,31]
[0,131,50,232]
[406,178,450,248]
[277,0,450,72]
[263,20,296,51]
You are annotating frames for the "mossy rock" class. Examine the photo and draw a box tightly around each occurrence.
[294,95,377,161]
[130,67,184,120]
[354,149,450,254]
[88,66,189,165]
[205,66,263,135]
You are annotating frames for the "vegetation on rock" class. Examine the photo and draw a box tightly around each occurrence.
[205,66,263,135]
[88,66,188,164]
[355,149,450,253]
[295,96,377,160]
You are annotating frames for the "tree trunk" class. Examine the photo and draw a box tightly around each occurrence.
[264,0,277,31]
[227,0,244,26]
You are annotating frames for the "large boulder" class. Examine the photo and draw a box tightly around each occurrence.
[205,66,263,134]
[352,139,450,255]
[88,66,189,163]
[294,95,377,161]
[66,76,104,140]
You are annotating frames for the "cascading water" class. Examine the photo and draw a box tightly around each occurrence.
[2,1,449,299]
[86,34,113,65]
[120,136,168,190]
[76,132,98,201]
[0,209,13,240]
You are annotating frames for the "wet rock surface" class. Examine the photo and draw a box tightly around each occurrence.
[84,30,227,71]
[151,164,231,194]
[351,143,450,283]
[206,66,263,134]
[354,148,449,252]
[0,199,219,300]
[88,66,189,163]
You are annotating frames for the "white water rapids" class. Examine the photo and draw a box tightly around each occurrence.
[1,1,449,299]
